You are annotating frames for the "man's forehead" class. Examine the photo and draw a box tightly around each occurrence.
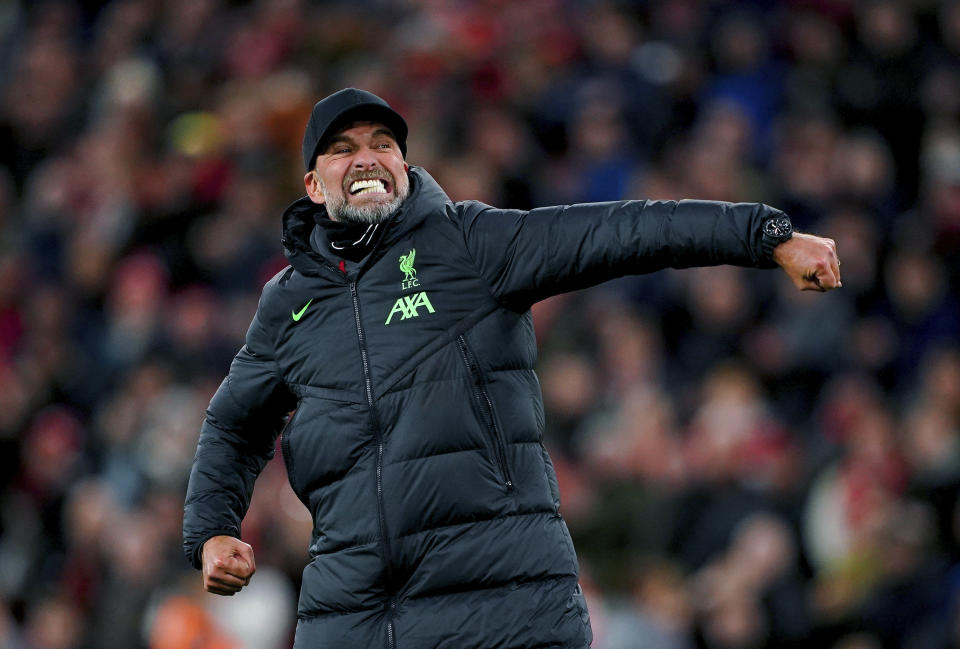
[327,121,397,141]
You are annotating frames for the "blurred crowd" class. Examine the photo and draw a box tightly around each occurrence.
[0,0,958,648]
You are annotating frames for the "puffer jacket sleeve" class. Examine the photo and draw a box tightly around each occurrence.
[458,199,785,309]
[182,302,294,569]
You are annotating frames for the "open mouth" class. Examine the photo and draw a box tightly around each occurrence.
[348,177,392,196]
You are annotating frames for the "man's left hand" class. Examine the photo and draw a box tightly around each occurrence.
[773,233,841,292]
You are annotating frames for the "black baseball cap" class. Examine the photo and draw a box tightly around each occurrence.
[302,88,408,171]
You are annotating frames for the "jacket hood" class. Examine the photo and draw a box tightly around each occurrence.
[281,166,450,277]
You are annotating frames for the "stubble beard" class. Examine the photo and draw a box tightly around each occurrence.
[321,171,410,225]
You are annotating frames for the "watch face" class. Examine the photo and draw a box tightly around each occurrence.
[763,217,792,238]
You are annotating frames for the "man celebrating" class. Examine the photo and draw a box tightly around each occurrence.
[183,88,840,649]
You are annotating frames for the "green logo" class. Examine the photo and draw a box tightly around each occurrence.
[400,249,419,290]
[292,299,313,322]
[399,249,416,280]
[385,291,435,325]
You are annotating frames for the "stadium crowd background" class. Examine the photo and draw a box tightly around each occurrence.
[0,0,959,647]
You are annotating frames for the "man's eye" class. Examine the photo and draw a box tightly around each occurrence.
[376,142,391,149]
[335,147,351,154]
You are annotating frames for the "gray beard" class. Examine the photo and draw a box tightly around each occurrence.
[321,180,407,225]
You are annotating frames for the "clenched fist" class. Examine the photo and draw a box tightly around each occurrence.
[773,232,842,292]
[202,535,256,596]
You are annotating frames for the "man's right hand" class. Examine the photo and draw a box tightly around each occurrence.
[201,535,256,596]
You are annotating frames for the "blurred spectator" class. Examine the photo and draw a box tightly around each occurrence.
[540,350,601,458]
[692,512,809,649]
[598,559,694,649]
[882,246,960,383]
[838,0,924,198]
[23,593,83,649]
[148,592,237,649]
[703,9,782,160]
[0,597,23,649]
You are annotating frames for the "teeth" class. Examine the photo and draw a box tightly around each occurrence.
[349,179,386,194]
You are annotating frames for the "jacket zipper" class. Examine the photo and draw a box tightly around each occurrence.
[456,335,514,491]
[350,281,397,649]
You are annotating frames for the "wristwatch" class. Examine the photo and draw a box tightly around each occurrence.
[760,215,793,261]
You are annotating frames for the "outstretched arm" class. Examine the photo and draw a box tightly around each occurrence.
[458,198,831,309]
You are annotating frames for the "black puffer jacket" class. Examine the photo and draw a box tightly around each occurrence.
[183,167,784,649]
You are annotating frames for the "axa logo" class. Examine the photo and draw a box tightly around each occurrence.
[385,248,434,324]
[385,291,435,325]
[399,249,419,290]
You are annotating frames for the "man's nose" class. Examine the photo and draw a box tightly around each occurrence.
[352,147,379,168]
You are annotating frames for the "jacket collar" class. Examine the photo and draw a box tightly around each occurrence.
[281,166,449,278]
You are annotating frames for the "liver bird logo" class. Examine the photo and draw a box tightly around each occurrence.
[399,249,417,281]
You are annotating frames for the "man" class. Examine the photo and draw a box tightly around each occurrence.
[183,88,840,649]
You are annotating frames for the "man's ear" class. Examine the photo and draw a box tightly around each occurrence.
[404,162,409,172]
[304,171,325,205]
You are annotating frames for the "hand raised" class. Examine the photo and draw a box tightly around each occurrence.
[773,232,842,292]
[201,535,256,596]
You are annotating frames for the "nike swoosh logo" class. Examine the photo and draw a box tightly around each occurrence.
[292,299,313,322]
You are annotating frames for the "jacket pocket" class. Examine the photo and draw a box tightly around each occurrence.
[456,335,513,490]
[280,405,304,499]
